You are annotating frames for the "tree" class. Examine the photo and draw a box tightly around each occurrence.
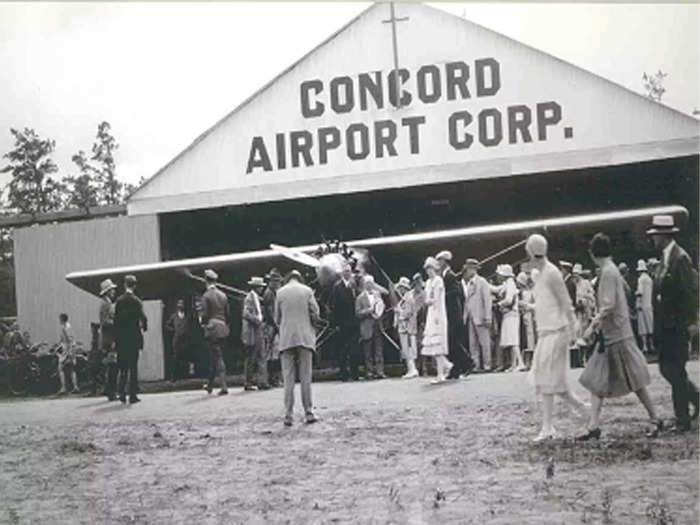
[123,176,148,200]
[64,151,100,212]
[642,70,667,102]
[90,121,123,205]
[0,128,66,215]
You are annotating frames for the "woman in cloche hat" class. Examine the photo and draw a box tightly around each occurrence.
[495,264,526,372]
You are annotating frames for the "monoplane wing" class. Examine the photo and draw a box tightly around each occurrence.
[66,204,687,299]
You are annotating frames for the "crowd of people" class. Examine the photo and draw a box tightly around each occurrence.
[7,214,697,435]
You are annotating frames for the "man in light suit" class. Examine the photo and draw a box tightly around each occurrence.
[461,259,493,371]
[202,269,230,395]
[647,215,699,432]
[275,270,322,426]
[114,275,148,404]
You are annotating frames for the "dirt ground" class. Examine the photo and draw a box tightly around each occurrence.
[1,363,698,525]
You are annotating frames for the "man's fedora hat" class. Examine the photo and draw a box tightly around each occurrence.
[266,268,283,281]
[637,259,648,272]
[204,269,218,281]
[412,272,423,282]
[248,276,266,287]
[435,250,453,262]
[464,258,480,268]
[572,263,583,275]
[646,214,680,235]
[99,278,117,296]
[559,260,572,269]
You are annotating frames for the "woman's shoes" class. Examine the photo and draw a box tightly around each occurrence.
[646,419,663,438]
[402,370,419,379]
[430,376,446,384]
[533,429,558,443]
[575,428,601,441]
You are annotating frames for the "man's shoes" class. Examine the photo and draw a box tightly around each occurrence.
[217,389,228,396]
[305,414,318,424]
[402,370,419,379]
[284,417,293,427]
[57,389,67,396]
[375,374,386,380]
[204,383,213,394]
[129,396,140,404]
[575,428,601,441]
[244,385,258,391]
[444,362,454,378]
[107,394,117,402]
[258,384,271,391]
[119,395,127,404]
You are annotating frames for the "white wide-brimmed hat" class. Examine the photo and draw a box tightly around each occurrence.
[395,276,411,290]
[516,272,528,286]
[497,264,514,278]
[435,250,452,262]
[99,278,117,296]
[646,215,679,235]
[248,276,266,287]
[637,259,648,272]
[204,269,218,281]
[423,256,441,271]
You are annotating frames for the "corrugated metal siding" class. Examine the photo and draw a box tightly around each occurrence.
[14,215,164,381]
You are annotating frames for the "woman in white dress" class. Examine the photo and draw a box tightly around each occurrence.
[496,264,526,372]
[421,257,453,383]
[635,259,654,353]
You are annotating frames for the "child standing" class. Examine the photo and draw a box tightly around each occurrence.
[57,313,79,394]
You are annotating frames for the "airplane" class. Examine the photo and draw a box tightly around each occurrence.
[66,203,689,303]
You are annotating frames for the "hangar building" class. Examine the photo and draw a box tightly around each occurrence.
[13,3,699,380]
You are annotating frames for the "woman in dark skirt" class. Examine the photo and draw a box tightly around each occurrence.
[577,233,663,440]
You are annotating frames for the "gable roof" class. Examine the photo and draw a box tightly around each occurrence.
[128,3,699,215]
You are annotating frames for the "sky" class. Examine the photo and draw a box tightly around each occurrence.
[0,2,697,189]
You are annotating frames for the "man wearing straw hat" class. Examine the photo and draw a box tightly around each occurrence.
[201,269,230,395]
[275,270,322,426]
[647,214,699,432]
[635,259,654,354]
[98,278,118,400]
[436,250,472,379]
[462,258,493,372]
[241,275,270,391]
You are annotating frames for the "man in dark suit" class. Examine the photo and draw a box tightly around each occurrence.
[330,262,360,381]
[202,269,230,395]
[436,250,473,379]
[648,215,699,432]
[114,275,148,404]
[559,260,577,305]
